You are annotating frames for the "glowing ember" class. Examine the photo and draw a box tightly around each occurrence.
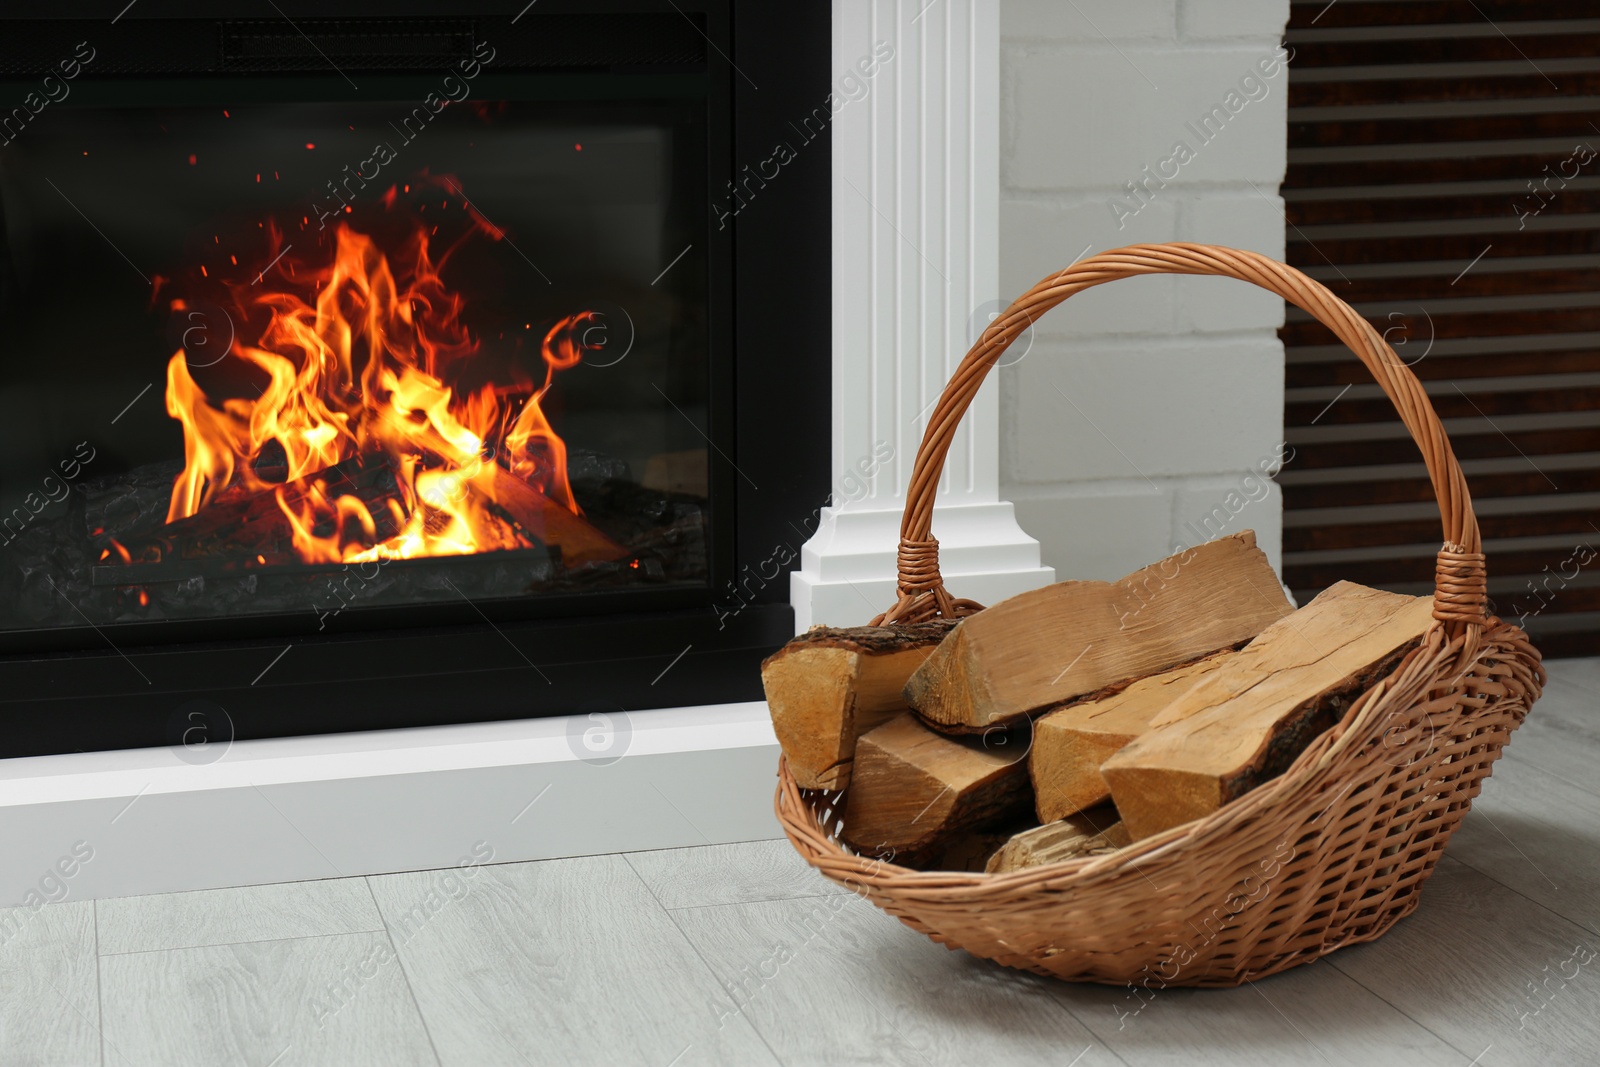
[163,222,603,566]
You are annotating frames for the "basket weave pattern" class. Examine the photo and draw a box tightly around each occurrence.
[773,244,1545,986]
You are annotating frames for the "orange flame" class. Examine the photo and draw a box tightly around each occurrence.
[164,223,599,565]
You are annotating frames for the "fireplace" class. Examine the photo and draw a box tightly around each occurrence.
[0,2,830,758]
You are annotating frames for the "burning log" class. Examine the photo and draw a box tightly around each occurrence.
[95,453,409,574]
[93,450,625,581]
[478,463,627,568]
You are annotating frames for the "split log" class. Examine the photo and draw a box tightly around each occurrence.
[640,448,709,498]
[1030,649,1237,822]
[840,713,1032,866]
[905,531,1293,734]
[371,422,628,566]
[1100,581,1434,840]
[477,463,627,567]
[763,620,959,790]
[984,805,1130,874]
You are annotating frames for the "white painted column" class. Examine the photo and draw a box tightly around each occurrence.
[791,0,1053,630]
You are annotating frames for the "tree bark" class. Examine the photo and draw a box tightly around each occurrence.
[763,620,958,790]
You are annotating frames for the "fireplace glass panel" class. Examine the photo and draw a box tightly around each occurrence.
[0,93,711,634]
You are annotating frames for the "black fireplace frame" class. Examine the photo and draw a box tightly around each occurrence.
[0,0,831,758]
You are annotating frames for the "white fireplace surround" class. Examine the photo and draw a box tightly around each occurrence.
[0,0,1048,904]
[791,0,1053,630]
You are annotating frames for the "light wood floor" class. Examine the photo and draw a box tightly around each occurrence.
[3,661,1597,1066]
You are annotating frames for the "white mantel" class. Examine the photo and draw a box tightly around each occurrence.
[792,0,1053,630]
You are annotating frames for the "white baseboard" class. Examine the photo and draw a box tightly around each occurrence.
[0,703,782,906]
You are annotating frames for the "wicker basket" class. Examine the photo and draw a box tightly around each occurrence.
[774,243,1545,987]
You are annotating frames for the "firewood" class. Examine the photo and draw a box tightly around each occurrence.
[96,452,626,575]
[1101,582,1433,840]
[905,531,1293,734]
[640,448,709,498]
[984,805,1130,874]
[1030,650,1237,822]
[927,821,1032,873]
[840,713,1032,866]
[763,620,958,790]
[478,463,628,567]
[100,452,409,570]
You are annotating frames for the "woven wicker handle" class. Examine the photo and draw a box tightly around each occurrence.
[875,243,1486,637]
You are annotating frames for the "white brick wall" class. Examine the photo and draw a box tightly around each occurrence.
[1180,0,1291,42]
[998,0,1290,579]
[1007,48,1287,190]
[1002,0,1176,42]
[1005,335,1284,483]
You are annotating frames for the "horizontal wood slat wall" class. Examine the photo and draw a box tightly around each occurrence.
[1280,0,1600,658]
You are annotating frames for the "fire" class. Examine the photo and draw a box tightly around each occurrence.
[163,222,602,565]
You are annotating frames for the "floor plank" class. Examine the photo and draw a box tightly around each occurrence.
[1495,677,1600,798]
[97,878,384,955]
[1544,656,1600,698]
[1329,857,1600,1067]
[1453,747,1600,935]
[624,839,847,910]
[1051,955,1467,1067]
[671,892,1124,1067]
[367,854,779,1067]
[0,900,100,1067]
[11,658,1599,1065]
[98,931,437,1067]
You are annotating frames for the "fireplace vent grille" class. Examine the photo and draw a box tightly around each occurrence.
[0,15,707,76]
[221,19,478,71]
